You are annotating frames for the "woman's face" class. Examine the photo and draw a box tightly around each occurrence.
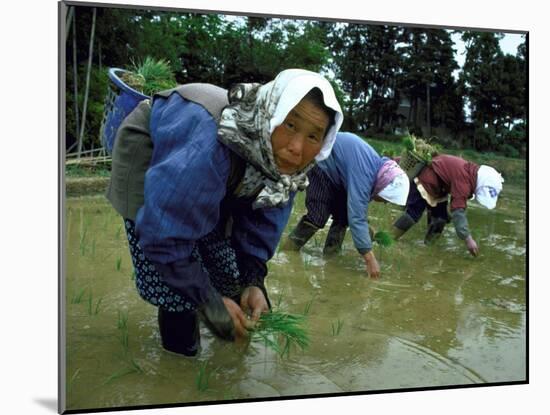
[271,98,330,175]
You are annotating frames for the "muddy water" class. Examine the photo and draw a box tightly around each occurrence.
[64,184,526,411]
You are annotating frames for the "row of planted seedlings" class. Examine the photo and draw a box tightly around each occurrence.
[68,207,142,393]
[69,209,378,394]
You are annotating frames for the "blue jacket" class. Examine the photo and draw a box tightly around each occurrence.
[317,132,386,254]
[135,92,294,305]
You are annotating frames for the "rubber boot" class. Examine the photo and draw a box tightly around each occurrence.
[392,213,416,240]
[158,308,200,357]
[323,222,347,255]
[424,217,447,245]
[282,217,320,251]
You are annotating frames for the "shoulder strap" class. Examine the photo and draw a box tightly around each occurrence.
[156,84,246,195]
[154,83,228,122]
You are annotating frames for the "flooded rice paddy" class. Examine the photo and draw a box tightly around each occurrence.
[64,184,526,411]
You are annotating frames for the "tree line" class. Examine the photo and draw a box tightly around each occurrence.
[65,6,527,158]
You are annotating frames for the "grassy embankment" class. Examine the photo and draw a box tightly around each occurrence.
[363,136,526,185]
[65,163,111,197]
[64,136,526,196]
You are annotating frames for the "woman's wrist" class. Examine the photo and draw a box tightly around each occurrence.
[363,250,374,262]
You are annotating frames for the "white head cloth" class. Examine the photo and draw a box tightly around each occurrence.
[377,171,410,206]
[218,68,343,209]
[475,165,504,209]
[264,69,344,161]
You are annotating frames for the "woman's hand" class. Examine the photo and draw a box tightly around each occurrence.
[221,297,250,339]
[363,251,380,279]
[465,235,479,257]
[240,286,269,324]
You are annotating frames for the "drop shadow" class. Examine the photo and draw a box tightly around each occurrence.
[34,398,58,412]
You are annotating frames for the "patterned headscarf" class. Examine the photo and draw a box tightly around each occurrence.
[217,69,343,209]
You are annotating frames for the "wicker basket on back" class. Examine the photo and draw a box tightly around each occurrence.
[398,136,439,180]
[399,150,427,180]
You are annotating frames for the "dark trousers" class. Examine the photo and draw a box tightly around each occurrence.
[303,166,348,229]
[290,166,348,253]
[405,180,449,225]
[401,181,450,243]
[124,218,243,356]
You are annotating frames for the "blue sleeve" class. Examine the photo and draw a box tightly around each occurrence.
[231,193,295,262]
[231,193,295,286]
[135,94,231,305]
[335,133,381,254]
[347,173,374,254]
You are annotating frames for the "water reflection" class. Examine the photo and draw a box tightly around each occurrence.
[64,184,526,409]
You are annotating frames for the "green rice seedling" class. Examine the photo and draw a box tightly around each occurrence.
[415,139,436,162]
[123,56,177,96]
[381,147,397,158]
[303,298,314,316]
[120,330,129,352]
[67,368,81,393]
[87,293,93,315]
[117,310,128,330]
[274,292,286,309]
[115,225,122,240]
[402,135,415,152]
[86,293,103,316]
[70,287,87,304]
[251,310,310,357]
[130,270,136,281]
[195,361,215,392]
[116,257,122,271]
[129,358,143,373]
[94,297,103,315]
[104,367,136,385]
[103,360,142,385]
[331,318,344,336]
[116,310,129,351]
[374,231,394,248]
[374,230,394,264]
[79,226,88,256]
[401,135,440,164]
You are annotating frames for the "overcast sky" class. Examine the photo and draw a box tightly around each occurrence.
[451,32,526,68]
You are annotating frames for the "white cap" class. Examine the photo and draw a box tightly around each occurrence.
[475,165,504,209]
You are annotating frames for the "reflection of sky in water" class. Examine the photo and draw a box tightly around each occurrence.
[65,184,526,409]
[482,234,526,256]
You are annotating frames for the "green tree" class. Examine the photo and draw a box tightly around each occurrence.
[328,23,369,130]
[460,31,504,149]
[397,28,462,138]
[360,25,401,132]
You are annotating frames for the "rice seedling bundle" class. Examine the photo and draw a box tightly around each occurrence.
[250,310,310,357]
[401,135,441,164]
[121,56,177,96]
[374,230,394,247]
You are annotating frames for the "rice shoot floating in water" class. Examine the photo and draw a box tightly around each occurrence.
[250,310,310,358]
